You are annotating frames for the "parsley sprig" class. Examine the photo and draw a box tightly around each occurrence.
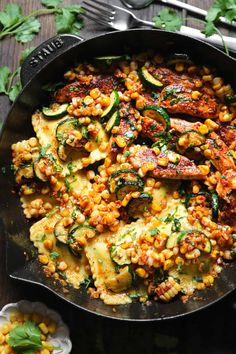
[0,1,84,43]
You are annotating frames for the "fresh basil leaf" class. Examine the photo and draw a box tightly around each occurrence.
[41,0,62,8]
[0,4,22,29]
[0,66,11,94]
[9,81,22,102]
[15,17,41,43]
[153,9,182,32]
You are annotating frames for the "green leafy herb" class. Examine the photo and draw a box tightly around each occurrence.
[171,218,181,232]
[64,177,76,192]
[153,268,167,284]
[149,228,159,236]
[50,251,60,260]
[81,277,93,288]
[0,2,84,43]
[231,247,236,255]
[8,320,42,353]
[124,151,131,157]
[153,9,182,32]
[39,144,51,158]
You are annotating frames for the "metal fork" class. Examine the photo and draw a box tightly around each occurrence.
[82,0,236,53]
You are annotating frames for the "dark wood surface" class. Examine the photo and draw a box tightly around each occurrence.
[0,1,235,353]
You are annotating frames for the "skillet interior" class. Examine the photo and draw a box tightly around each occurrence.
[0,29,236,321]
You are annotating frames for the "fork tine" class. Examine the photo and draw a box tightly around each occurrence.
[82,1,114,19]
[82,12,111,27]
[90,0,116,12]
[82,6,112,22]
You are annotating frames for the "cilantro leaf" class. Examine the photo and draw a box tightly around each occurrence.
[0,66,11,94]
[0,4,22,29]
[41,0,62,8]
[202,21,218,37]
[20,47,35,64]
[50,251,60,260]
[153,9,182,32]
[8,321,42,352]
[9,81,22,102]
[205,7,221,22]
[55,8,83,34]
[15,17,41,43]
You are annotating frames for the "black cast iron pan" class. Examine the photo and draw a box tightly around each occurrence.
[0,29,236,321]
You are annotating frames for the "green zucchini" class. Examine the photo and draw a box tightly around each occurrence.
[166,230,212,253]
[54,219,69,244]
[110,244,131,266]
[225,94,236,104]
[167,53,191,66]
[108,169,143,194]
[94,55,126,65]
[127,192,153,219]
[33,159,49,182]
[42,103,68,119]
[177,130,206,153]
[105,111,120,133]
[57,143,72,162]
[68,225,96,256]
[142,105,170,130]
[56,118,81,142]
[139,66,163,89]
[101,90,120,121]
[116,181,144,201]
[15,164,34,184]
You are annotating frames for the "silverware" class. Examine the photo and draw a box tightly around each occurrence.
[159,0,236,29]
[121,0,154,9]
[82,0,236,52]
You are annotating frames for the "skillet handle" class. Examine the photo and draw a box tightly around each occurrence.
[20,34,84,87]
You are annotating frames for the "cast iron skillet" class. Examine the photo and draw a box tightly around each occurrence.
[0,29,236,321]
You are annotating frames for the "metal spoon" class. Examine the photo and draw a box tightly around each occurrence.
[120,0,154,9]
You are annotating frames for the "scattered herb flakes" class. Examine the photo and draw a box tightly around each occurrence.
[171,218,181,232]
[153,8,182,32]
[81,277,93,289]
[50,251,60,260]
[124,151,131,157]
[149,228,159,236]
[39,144,51,158]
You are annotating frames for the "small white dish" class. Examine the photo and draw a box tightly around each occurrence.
[0,300,72,354]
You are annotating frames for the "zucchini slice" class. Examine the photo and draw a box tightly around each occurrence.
[127,192,153,219]
[54,219,69,244]
[225,94,236,104]
[139,67,163,89]
[166,230,212,253]
[101,90,120,121]
[42,103,68,119]
[116,181,144,201]
[167,53,192,66]
[33,159,49,182]
[142,105,170,130]
[94,55,126,65]
[15,164,34,184]
[105,111,120,133]
[68,225,96,256]
[177,130,206,153]
[56,118,81,142]
[110,244,131,266]
[57,143,72,162]
[108,169,143,192]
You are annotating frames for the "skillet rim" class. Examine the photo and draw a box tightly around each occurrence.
[1,28,236,321]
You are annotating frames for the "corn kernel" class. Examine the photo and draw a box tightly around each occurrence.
[1,324,10,335]
[144,235,154,244]
[115,136,127,148]
[81,157,91,167]
[191,91,201,100]
[203,275,214,286]
[42,340,54,350]
[40,349,50,354]
[192,184,200,194]
[199,165,210,175]
[175,63,184,72]
[152,203,162,212]
[202,75,212,82]
[172,191,179,199]
[204,149,212,159]
[131,92,139,99]
[39,323,49,335]
[198,124,209,135]
[0,333,5,344]
[157,157,168,167]
[43,239,53,251]
[219,111,234,122]
[153,147,160,155]
[146,178,155,188]
[38,255,49,265]
[90,88,100,99]
[164,259,174,270]
[135,268,148,278]
[57,261,68,271]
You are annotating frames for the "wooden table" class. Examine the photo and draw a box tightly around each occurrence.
[0,1,235,353]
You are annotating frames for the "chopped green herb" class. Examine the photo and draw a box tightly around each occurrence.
[49,251,60,260]
[150,123,157,131]
[171,218,181,232]
[231,247,236,255]
[149,228,159,236]
[39,144,51,158]
[81,277,93,288]
[124,151,131,157]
